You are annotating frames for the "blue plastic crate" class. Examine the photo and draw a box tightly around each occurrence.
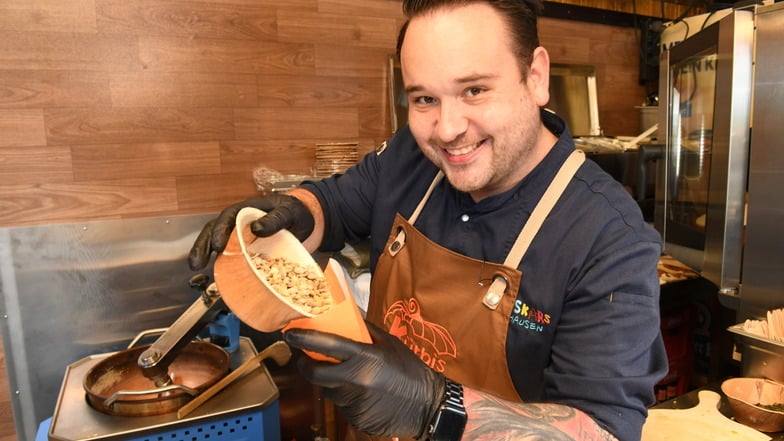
[37,400,280,441]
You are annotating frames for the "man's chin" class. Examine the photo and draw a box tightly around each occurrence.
[443,171,485,194]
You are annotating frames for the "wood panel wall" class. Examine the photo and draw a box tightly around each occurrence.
[548,0,706,20]
[0,0,653,230]
[0,1,649,440]
[0,0,404,230]
[539,15,649,137]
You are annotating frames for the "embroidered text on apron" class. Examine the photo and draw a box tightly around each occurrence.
[354,150,584,440]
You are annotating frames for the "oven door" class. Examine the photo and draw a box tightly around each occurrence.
[655,9,753,303]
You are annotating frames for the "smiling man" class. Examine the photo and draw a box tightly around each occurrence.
[402,2,555,202]
[189,1,668,440]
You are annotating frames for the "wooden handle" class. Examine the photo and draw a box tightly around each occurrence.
[176,340,291,419]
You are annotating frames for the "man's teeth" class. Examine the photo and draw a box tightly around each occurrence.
[446,142,479,156]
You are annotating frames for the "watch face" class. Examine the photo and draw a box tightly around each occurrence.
[430,404,467,441]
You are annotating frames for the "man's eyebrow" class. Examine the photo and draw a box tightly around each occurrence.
[455,73,496,84]
[404,74,496,95]
[404,84,423,95]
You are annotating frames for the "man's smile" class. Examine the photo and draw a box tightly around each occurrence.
[440,139,487,163]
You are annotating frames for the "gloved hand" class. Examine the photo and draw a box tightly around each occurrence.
[283,321,447,438]
[188,194,314,270]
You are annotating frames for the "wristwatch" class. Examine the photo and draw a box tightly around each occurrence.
[426,379,467,441]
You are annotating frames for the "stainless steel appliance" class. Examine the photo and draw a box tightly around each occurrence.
[38,274,288,441]
[656,7,753,299]
[0,215,290,441]
[656,3,784,378]
[41,337,281,441]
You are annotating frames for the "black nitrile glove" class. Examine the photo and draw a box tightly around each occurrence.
[188,194,314,270]
[283,321,447,439]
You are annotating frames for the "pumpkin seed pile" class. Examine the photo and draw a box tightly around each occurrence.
[251,253,333,315]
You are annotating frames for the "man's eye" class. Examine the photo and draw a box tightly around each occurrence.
[413,96,436,105]
[466,87,483,97]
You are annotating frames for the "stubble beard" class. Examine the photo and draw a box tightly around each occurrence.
[422,118,539,198]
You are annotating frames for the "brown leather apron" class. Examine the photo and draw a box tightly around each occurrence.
[349,150,585,440]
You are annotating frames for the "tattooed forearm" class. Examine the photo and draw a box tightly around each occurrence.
[461,388,617,441]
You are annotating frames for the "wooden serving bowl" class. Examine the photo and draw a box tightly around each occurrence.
[721,377,784,432]
[214,207,325,331]
[214,207,370,358]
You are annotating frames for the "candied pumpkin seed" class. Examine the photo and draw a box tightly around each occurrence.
[251,253,332,315]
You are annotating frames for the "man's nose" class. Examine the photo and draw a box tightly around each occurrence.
[436,100,468,142]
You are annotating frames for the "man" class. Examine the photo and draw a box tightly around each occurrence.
[189,1,668,440]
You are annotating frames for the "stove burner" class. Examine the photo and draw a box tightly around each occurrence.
[46,338,280,441]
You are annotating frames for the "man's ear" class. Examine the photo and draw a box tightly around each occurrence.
[526,47,551,107]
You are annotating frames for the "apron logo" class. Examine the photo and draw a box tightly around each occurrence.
[384,298,457,373]
[510,299,551,332]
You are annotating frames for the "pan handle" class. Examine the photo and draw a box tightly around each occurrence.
[127,328,169,349]
[104,383,200,408]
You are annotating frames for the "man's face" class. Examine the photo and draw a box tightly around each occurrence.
[400,3,551,201]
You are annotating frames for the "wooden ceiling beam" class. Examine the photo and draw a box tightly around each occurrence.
[544,0,708,22]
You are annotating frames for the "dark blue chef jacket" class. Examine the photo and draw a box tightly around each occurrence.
[301,109,668,441]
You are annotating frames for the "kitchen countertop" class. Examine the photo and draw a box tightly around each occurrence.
[653,382,784,440]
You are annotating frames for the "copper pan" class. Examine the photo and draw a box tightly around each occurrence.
[83,341,229,417]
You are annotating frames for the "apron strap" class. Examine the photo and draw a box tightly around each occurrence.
[389,171,444,257]
[503,149,585,267]
[483,149,585,309]
[410,170,444,224]
[390,150,585,307]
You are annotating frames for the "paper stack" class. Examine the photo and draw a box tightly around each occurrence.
[742,307,784,342]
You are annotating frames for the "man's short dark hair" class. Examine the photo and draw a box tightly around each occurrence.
[397,0,544,77]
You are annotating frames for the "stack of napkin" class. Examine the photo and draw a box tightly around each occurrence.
[742,307,784,342]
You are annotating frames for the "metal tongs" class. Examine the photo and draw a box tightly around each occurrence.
[137,274,227,387]
[136,273,293,420]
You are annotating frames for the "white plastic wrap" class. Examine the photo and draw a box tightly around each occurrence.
[252,166,315,194]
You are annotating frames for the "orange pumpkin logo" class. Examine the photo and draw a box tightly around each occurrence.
[384,298,457,372]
